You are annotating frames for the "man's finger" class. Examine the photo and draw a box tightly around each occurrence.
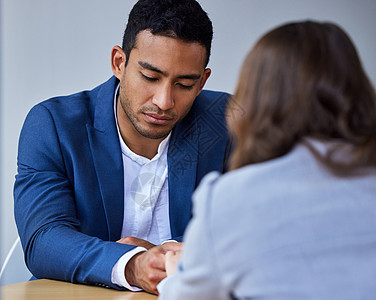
[165,251,181,276]
[141,268,167,295]
[161,241,183,253]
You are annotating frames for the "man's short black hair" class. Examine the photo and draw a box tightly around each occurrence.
[122,0,213,66]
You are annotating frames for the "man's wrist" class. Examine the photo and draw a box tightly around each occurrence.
[111,246,147,290]
[125,251,144,287]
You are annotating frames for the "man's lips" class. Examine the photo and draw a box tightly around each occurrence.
[143,112,174,125]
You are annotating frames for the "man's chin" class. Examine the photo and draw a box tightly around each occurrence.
[138,128,172,140]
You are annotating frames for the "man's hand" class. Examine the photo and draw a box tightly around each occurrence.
[125,242,183,295]
[117,236,155,250]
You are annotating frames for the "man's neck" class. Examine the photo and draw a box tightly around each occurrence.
[120,130,163,160]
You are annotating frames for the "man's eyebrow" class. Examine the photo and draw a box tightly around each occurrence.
[139,61,167,76]
[177,74,201,80]
[138,61,201,80]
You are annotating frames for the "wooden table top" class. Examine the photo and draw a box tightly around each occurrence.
[1,279,158,300]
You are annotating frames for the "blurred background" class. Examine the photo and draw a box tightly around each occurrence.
[1,0,375,285]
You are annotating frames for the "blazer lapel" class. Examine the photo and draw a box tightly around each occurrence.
[168,110,199,238]
[86,77,124,241]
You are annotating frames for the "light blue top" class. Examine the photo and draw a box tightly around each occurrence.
[159,140,376,299]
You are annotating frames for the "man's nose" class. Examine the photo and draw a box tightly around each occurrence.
[152,83,174,111]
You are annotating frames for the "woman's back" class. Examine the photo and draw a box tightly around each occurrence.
[200,140,376,298]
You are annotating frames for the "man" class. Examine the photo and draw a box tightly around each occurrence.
[14,0,230,295]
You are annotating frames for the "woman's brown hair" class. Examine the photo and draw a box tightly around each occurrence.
[228,21,376,174]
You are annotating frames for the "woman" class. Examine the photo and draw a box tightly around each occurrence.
[158,21,376,299]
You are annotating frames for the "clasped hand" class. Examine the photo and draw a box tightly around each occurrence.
[117,236,182,295]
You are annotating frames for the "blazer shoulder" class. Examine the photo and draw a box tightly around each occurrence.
[36,77,115,110]
[194,90,231,110]
[25,77,117,126]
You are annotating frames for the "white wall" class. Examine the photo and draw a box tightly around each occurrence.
[1,0,375,284]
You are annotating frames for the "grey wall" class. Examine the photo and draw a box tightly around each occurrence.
[1,0,375,284]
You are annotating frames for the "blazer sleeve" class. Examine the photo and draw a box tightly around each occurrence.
[14,104,133,290]
[158,172,230,300]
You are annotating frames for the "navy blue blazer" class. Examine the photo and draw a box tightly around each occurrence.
[14,76,231,289]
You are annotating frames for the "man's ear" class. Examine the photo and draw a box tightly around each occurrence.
[111,46,127,80]
[197,68,211,95]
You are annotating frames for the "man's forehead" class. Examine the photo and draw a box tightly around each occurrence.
[130,30,207,71]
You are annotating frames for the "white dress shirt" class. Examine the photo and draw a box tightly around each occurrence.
[111,85,172,290]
